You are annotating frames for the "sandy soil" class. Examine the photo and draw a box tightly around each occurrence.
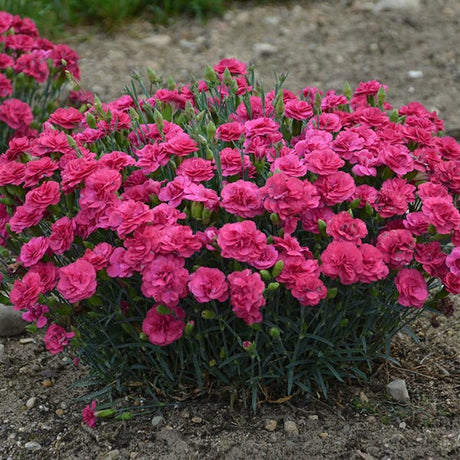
[1,0,459,458]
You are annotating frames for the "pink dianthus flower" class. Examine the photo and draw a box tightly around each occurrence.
[227,269,265,325]
[188,267,229,303]
[44,324,75,355]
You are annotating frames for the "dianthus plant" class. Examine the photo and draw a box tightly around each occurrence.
[1,57,459,410]
[0,11,85,151]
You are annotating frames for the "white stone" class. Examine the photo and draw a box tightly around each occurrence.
[0,304,26,337]
[263,16,281,26]
[24,441,42,451]
[407,70,424,79]
[26,397,37,409]
[387,379,410,403]
[142,34,172,48]
[373,0,420,13]
[284,420,299,436]
[151,415,163,428]
[264,419,277,431]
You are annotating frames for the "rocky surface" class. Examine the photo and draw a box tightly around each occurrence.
[69,0,460,134]
[0,304,26,337]
[0,313,458,459]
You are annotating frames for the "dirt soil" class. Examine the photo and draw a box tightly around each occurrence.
[1,0,460,458]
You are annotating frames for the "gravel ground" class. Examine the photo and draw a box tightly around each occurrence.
[1,0,459,458]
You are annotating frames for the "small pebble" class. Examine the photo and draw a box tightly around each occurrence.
[24,441,42,451]
[151,415,163,428]
[436,364,450,376]
[0,343,5,363]
[105,449,121,459]
[191,416,203,424]
[253,43,278,58]
[265,419,277,431]
[359,392,369,403]
[320,432,329,439]
[42,379,53,388]
[399,421,407,429]
[284,420,299,436]
[19,338,34,344]
[55,408,64,416]
[387,379,410,403]
[369,43,379,52]
[308,415,319,420]
[26,397,36,409]
[407,70,423,79]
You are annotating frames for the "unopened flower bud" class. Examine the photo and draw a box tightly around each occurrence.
[267,282,279,291]
[269,327,281,339]
[377,86,386,106]
[96,409,116,418]
[196,110,206,122]
[197,134,208,146]
[343,81,352,100]
[156,304,171,315]
[191,201,204,219]
[93,95,103,113]
[139,332,148,341]
[85,112,97,129]
[204,64,219,85]
[317,219,327,235]
[208,359,217,367]
[364,202,374,217]
[66,135,78,149]
[260,270,271,281]
[222,67,233,86]
[167,76,176,90]
[206,121,217,140]
[275,95,285,117]
[271,260,284,278]
[153,109,164,132]
[201,207,213,224]
[270,213,279,225]
[327,287,338,299]
[389,109,399,123]
[128,107,139,122]
[149,194,160,205]
[184,100,195,119]
[202,310,216,320]
[184,321,195,335]
[349,198,361,210]
[205,147,214,161]
[147,67,161,84]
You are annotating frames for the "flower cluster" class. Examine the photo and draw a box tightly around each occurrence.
[0,10,82,150]
[1,54,458,366]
